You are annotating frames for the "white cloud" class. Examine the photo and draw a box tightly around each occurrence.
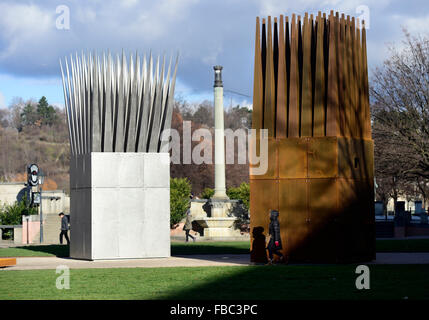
[0,0,424,102]
[257,0,365,15]
[119,0,199,40]
[120,0,139,7]
[0,91,6,108]
[0,3,53,59]
[398,14,429,34]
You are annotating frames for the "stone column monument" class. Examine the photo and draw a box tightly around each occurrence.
[194,66,239,238]
[212,66,229,201]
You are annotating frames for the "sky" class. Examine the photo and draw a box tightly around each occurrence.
[0,0,428,109]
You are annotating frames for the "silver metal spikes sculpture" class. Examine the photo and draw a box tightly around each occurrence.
[60,52,178,155]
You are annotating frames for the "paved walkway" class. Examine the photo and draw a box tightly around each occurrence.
[1,255,249,271]
[1,253,429,271]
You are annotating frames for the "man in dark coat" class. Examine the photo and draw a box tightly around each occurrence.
[266,210,284,264]
[59,212,70,245]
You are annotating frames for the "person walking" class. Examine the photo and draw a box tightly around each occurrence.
[266,209,284,264]
[183,209,196,242]
[59,212,70,245]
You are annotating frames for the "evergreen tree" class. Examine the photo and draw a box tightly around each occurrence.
[37,96,57,126]
[20,103,38,126]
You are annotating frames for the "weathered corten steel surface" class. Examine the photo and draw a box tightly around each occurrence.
[250,12,375,263]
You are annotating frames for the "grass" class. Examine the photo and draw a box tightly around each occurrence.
[0,245,70,257]
[0,265,428,300]
[171,241,250,255]
[1,239,429,258]
[376,239,429,252]
[0,242,250,258]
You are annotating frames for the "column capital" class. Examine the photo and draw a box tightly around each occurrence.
[213,65,223,87]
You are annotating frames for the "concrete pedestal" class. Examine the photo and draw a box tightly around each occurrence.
[211,199,232,218]
[198,217,238,237]
[193,199,242,238]
[70,152,170,260]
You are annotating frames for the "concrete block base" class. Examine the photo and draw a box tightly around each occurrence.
[203,227,238,238]
[194,217,240,238]
[13,227,22,244]
[70,152,170,260]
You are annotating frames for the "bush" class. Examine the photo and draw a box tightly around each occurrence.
[170,178,192,228]
[226,183,250,231]
[227,182,250,210]
[0,199,37,225]
[200,187,214,199]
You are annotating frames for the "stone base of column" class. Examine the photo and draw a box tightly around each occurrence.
[195,217,240,238]
[212,192,229,201]
[210,199,232,217]
[193,199,247,239]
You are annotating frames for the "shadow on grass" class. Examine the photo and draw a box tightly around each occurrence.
[161,265,359,300]
[376,239,429,252]
[171,242,250,255]
[10,245,69,257]
[4,239,428,259]
[161,264,429,300]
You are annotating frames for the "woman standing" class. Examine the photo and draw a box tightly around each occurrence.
[267,210,284,264]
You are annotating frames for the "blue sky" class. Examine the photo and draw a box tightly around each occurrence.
[0,0,428,109]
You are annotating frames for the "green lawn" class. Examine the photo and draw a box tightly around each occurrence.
[0,242,250,258]
[172,241,250,255]
[0,244,70,257]
[1,239,429,258]
[1,265,428,300]
[376,239,429,252]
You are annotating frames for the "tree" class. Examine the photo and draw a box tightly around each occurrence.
[200,188,214,199]
[227,182,250,210]
[37,96,58,126]
[20,102,38,126]
[373,114,413,212]
[0,198,37,225]
[415,177,429,211]
[170,177,192,228]
[0,109,9,128]
[9,97,25,131]
[192,101,214,127]
[170,108,215,195]
[227,183,250,231]
[371,30,429,179]
[225,105,252,130]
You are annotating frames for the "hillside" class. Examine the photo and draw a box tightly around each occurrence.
[0,97,251,196]
[0,122,70,192]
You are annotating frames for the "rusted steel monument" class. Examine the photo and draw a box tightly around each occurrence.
[250,11,375,263]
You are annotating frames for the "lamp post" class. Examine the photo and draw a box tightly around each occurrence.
[38,170,45,243]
